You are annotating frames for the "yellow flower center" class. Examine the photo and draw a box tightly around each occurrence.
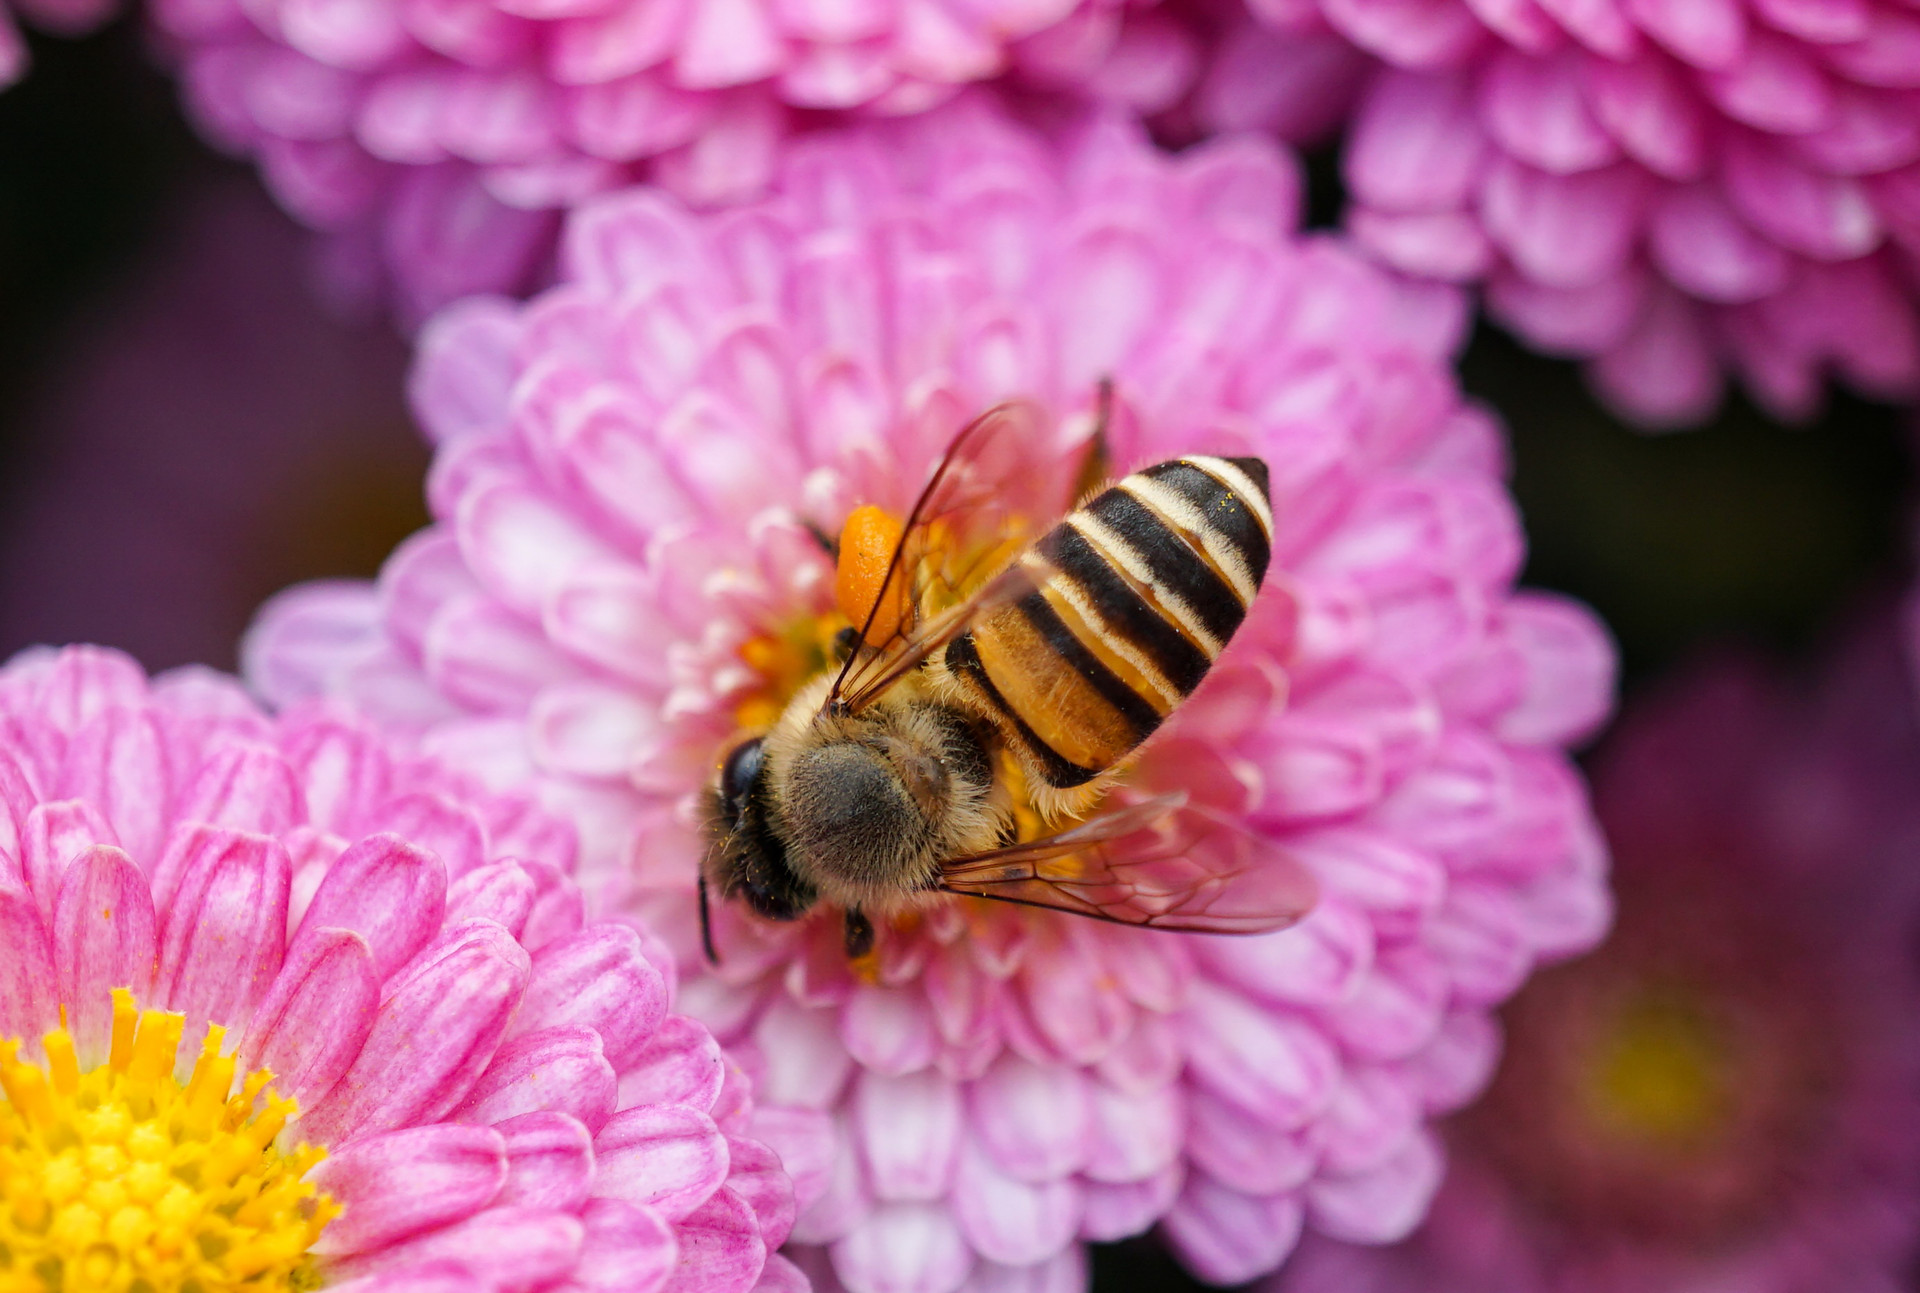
[0,990,337,1293]
[1579,989,1730,1150]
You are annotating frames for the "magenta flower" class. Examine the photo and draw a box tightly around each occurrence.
[243,100,1617,1288]
[1267,630,1920,1293]
[1202,0,1920,427]
[150,0,1202,325]
[0,643,819,1293]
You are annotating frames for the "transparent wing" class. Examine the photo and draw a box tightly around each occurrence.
[938,792,1319,934]
[827,401,1068,717]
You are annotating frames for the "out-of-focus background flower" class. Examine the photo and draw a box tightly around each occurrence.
[2,15,1919,1293]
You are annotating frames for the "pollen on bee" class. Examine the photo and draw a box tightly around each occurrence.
[835,504,910,647]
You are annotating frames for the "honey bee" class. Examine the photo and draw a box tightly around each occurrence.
[702,391,1317,960]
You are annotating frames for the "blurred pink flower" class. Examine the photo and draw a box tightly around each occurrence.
[0,0,116,87]
[1202,0,1920,427]
[243,100,1616,1290]
[0,643,819,1293]
[150,0,1202,324]
[1267,625,1920,1293]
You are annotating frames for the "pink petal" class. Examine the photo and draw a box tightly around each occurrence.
[1077,1167,1181,1242]
[507,923,667,1068]
[967,1056,1090,1184]
[568,1197,680,1293]
[660,1186,767,1293]
[747,1104,834,1216]
[21,798,116,917]
[1303,1129,1444,1242]
[1579,51,1709,180]
[1162,1174,1303,1284]
[59,708,172,867]
[1345,69,1487,212]
[153,827,291,1038]
[1725,128,1884,259]
[245,926,380,1109]
[340,1207,584,1290]
[723,1134,798,1249]
[0,883,56,1044]
[1348,207,1494,281]
[295,833,449,981]
[1492,594,1616,745]
[1624,0,1744,69]
[619,1013,728,1110]
[840,983,938,1077]
[1478,157,1647,288]
[495,1110,596,1211]
[1186,1088,1317,1194]
[853,1069,962,1202]
[594,1103,729,1221]
[1178,981,1339,1131]
[1485,265,1648,352]
[1320,0,1488,66]
[949,1138,1080,1267]
[1080,1081,1181,1184]
[831,1202,973,1293]
[1699,27,1834,134]
[1794,84,1920,176]
[1823,9,1920,89]
[1478,47,1618,174]
[363,791,488,880]
[459,1025,618,1130]
[312,1123,510,1257]
[303,920,532,1145]
[1752,0,1867,43]
[1589,283,1723,427]
[1310,1065,1421,1175]
[447,860,537,939]
[1648,184,1792,303]
[52,845,156,1065]
[174,740,305,839]
[671,0,782,88]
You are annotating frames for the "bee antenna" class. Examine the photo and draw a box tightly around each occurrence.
[698,873,721,965]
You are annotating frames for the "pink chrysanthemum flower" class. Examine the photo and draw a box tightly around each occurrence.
[150,0,1202,324]
[1265,629,1920,1293]
[1201,0,1920,427]
[243,100,1617,1289]
[0,643,819,1293]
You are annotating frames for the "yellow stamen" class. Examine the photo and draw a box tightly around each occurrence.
[0,988,337,1292]
[1579,988,1730,1149]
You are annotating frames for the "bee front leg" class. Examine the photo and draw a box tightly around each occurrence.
[844,907,876,959]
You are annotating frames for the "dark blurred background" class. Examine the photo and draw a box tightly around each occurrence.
[0,21,1915,1293]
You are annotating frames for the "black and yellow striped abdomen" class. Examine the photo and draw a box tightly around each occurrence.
[940,455,1274,792]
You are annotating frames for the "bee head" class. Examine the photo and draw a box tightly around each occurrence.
[707,736,817,921]
[781,728,952,894]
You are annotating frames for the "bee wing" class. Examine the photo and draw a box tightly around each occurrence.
[828,400,1069,716]
[937,792,1319,934]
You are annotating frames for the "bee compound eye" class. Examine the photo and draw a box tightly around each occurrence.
[719,738,766,823]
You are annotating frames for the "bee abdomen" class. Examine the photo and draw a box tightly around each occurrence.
[942,455,1273,790]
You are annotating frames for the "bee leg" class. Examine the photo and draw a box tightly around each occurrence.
[804,520,839,559]
[1071,375,1115,505]
[843,907,876,959]
[698,874,720,965]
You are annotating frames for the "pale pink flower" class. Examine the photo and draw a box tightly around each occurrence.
[149,0,1202,324]
[1268,626,1920,1293]
[0,643,820,1293]
[1202,0,1920,427]
[243,100,1617,1290]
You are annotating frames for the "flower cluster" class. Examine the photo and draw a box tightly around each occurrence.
[0,643,820,1293]
[149,0,1204,323]
[1267,626,1920,1293]
[1206,0,1920,426]
[243,99,1617,1290]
